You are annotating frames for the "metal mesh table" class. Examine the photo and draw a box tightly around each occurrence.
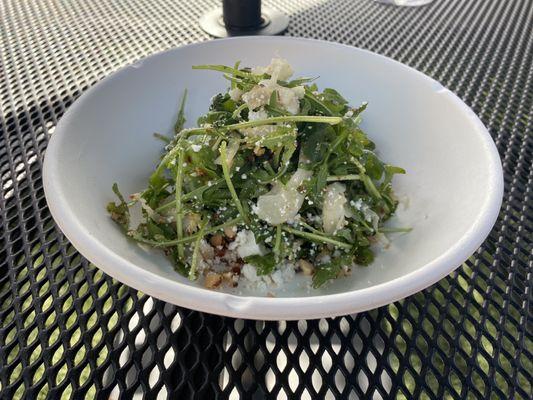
[1,0,531,398]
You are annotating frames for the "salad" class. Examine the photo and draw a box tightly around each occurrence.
[107,58,407,291]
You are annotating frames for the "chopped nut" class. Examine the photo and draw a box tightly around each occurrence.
[253,146,265,156]
[204,272,222,289]
[224,226,237,239]
[222,271,234,282]
[298,259,315,275]
[184,212,201,234]
[210,234,224,247]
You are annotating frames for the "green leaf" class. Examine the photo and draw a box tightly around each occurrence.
[208,93,237,114]
[282,77,317,87]
[312,254,353,288]
[301,123,336,163]
[335,228,353,242]
[245,125,297,151]
[304,88,334,115]
[316,163,329,194]
[186,144,218,173]
[362,150,384,180]
[322,88,348,106]
[269,90,279,108]
[169,248,190,277]
[153,132,171,143]
[174,89,187,134]
[197,110,237,127]
[382,164,406,189]
[314,88,348,115]
[107,183,129,229]
[244,254,277,275]
[355,247,374,265]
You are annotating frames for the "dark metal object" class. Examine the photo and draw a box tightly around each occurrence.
[0,0,531,399]
[200,0,289,38]
[223,0,262,30]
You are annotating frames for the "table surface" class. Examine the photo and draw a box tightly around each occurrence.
[1,0,531,399]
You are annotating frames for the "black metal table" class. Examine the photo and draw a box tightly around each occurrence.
[1,0,531,398]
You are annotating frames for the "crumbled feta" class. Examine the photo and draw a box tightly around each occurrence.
[240,262,295,289]
[228,230,263,258]
[349,198,380,230]
[241,263,259,282]
[191,144,202,152]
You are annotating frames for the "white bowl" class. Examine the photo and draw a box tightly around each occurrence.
[43,37,503,320]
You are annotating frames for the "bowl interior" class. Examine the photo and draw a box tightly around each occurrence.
[45,37,501,312]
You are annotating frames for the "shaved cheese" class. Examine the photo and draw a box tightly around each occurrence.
[252,58,294,81]
[214,139,240,167]
[254,169,312,225]
[322,183,348,234]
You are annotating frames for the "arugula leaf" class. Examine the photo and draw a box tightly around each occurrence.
[382,164,406,189]
[362,150,384,181]
[301,123,336,163]
[106,183,129,229]
[304,88,334,115]
[174,89,188,134]
[245,125,297,151]
[244,253,277,275]
[355,247,374,265]
[312,254,353,288]
[315,163,329,194]
[321,88,348,113]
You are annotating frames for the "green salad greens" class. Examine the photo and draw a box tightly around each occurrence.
[107,58,407,290]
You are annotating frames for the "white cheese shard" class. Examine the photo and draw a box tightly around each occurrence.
[241,107,276,137]
[254,169,312,225]
[322,183,348,234]
[241,58,304,115]
[248,108,268,121]
[242,86,271,110]
[252,58,294,81]
[229,87,243,101]
[214,139,240,167]
[277,86,304,115]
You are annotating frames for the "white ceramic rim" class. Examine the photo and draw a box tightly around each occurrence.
[43,37,503,320]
